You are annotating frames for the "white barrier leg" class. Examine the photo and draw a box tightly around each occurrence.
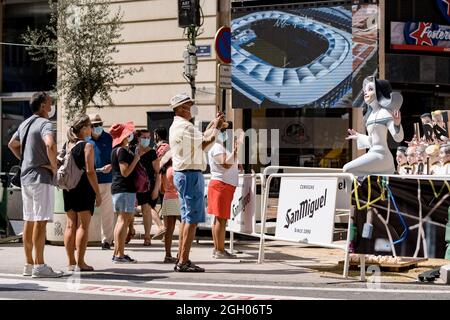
[257,177,269,264]
[343,247,350,278]
[258,233,265,264]
[359,254,366,282]
[230,231,234,254]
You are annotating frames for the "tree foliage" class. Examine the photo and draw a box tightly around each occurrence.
[23,0,142,120]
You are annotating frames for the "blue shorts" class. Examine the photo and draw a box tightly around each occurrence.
[173,171,205,224]
[112,193,136,213]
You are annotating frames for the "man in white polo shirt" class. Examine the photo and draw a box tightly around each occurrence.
[169,93,225,272]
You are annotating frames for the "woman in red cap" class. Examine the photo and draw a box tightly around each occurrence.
[109,122,145,263]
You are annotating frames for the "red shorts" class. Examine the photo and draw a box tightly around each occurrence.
[207,180,236,220]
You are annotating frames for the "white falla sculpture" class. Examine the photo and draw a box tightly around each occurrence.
[343,76,404,176]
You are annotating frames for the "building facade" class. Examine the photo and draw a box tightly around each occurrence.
[2,0,449,175]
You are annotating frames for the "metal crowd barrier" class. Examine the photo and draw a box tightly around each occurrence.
[258,169,354,278]
[201,166,354,278]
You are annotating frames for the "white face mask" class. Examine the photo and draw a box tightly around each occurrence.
[48,104,56,118]
[190,105,198,117]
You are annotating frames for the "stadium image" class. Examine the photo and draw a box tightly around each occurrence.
[231,7,352,108]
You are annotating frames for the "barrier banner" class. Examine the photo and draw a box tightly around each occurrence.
[353,176,450,259]
[228,175,255,234]
[275,177,337,244]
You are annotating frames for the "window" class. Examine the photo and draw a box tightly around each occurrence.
[2,0,56,92]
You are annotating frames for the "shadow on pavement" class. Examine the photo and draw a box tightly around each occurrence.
[0,283,46,292]
[79,271,168,282]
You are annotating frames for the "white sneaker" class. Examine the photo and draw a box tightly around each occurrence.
[66,265,79,274]
[31,264,64,278]
[22,264,33,276]
[213,250,237,259]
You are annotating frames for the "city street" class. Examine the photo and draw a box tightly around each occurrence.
[2,0,450,304]
[1,221,450,300]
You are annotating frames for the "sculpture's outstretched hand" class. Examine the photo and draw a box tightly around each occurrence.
[392,110,401,126]
[345,129,359,140]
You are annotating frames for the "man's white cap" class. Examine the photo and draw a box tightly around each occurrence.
[170,93,194,110]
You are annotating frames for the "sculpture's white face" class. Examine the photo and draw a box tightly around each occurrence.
[406,147,417,165]
[396,152,407,166]
[364,82,376,105]
[433,113,443,123]
[421,116,432,125]
[440,148,450,164]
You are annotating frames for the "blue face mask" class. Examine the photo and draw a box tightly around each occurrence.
[128,133,134,143]
[140,138,151,148]
[93,126,103,136]
[84,135,91,142]
[218,131,228,143]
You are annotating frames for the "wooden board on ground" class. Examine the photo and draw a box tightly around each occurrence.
[339,256,428,272]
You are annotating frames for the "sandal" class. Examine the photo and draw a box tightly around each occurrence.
[125,230,136,244]
[79,265,94,272]
[152,228,166,240]
[163,256,178,263]
[174,260,205,272]
[143,238,152,246]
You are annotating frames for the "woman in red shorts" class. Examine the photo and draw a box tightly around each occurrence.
[207,128,242,259]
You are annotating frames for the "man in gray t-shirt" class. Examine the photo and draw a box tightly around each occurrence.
[12,115,54,185]
[8,91,62,278]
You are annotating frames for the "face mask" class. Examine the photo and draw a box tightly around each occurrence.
[48,104,56,118]
[218,131,228,143]
[128,133,134,143]
[84,135,91,142]
[93,126,103,136]
[190,105,198,117]
[140,138,150,148]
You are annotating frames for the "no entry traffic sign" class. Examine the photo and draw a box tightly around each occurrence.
[214,26,231,64]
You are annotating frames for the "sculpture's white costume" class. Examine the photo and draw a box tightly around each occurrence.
[343,78,404,176]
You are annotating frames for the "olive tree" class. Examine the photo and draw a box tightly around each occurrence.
[23,0,142,120]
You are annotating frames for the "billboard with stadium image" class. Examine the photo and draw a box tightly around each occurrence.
[231,1,378,109]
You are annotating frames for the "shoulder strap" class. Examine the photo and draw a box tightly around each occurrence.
[20,116,40,165]
[67,140,85,152]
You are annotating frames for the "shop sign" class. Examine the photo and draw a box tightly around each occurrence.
[391,21,450,53]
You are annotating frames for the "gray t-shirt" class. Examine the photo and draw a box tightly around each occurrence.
[12,115,54,186]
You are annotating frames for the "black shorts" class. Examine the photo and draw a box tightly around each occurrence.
[136,191,157,208]
[63,175,95,215]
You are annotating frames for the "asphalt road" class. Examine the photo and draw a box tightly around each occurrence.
[1,270,450,300]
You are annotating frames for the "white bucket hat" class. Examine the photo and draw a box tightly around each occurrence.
[170,93,194,110]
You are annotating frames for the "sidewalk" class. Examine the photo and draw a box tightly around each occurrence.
[1,216,448,287]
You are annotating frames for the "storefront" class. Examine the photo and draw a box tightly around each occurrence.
[384,0,450,142]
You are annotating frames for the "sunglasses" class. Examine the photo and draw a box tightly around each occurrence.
[91,123,103,128]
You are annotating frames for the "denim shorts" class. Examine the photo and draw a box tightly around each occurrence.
[173,171,205,224]
[112,193,136,213]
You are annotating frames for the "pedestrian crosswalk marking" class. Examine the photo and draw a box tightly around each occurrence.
[0,276,327,300]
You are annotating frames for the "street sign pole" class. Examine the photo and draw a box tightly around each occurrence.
[214,26,231,115]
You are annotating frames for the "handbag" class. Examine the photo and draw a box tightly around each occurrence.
[134,161,150,193]
[10,117,39,188]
